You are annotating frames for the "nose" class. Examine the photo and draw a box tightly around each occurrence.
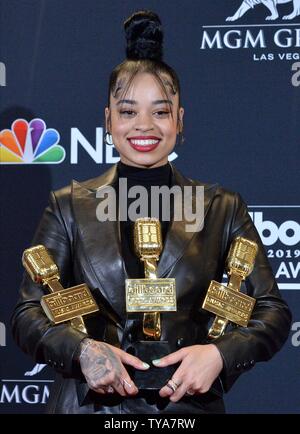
[134,112,154,132]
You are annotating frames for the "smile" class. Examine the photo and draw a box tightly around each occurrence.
[129,139,159,146]
[128,136,160,152]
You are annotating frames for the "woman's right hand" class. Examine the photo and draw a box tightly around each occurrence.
[79,338,149,396]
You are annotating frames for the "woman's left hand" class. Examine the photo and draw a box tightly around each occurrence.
[154,344,223,402]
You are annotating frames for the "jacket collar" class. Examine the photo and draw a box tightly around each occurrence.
[71,163,218,319]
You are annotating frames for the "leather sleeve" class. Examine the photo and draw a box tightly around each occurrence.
[11,190,88,377]
[213,192,292,392]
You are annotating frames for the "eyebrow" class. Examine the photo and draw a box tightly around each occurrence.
[116,99,173,106]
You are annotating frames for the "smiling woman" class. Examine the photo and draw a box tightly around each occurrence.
[105,72,183,168]
[11,10,292,415]
[104,10,184,169]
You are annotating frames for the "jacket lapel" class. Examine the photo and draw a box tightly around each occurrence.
[72,165,127,320]
[156,165,218,277]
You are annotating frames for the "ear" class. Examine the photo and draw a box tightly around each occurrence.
[177,107,184,133]
[105,107,111,132]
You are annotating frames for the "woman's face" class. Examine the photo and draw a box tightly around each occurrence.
[105,72,184,168]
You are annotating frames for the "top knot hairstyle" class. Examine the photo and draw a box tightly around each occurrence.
[124,10,163,61]
[107,10,183,139]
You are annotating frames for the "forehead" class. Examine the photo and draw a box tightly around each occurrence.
[112,72,177,102]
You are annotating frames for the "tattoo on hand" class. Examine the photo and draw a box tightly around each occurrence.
[79,340,122,387]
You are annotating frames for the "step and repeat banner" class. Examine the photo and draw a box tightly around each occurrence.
[0,0,299,413]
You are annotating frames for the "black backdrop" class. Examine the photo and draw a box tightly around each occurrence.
[0,0,299,413]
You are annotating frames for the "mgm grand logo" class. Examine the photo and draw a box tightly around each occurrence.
[201,1,300,61]
[227,0,300,22]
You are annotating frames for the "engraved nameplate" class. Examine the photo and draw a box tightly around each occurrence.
[41,284,98,324]
[125,278,176,312]
[202,281,255,327]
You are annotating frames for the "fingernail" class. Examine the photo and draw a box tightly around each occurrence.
[123,378,132,388]
[152,359,161,366]
[143,362,150,369]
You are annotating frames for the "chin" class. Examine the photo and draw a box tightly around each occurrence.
[135,159,166,168]
[122,153,168,168]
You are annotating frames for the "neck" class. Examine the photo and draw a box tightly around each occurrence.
[119,158,169,169]
[117,160,172,186]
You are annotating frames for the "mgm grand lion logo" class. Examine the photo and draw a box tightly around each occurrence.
[227,0,300,21]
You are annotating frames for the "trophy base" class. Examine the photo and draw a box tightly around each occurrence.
[127,340,178,390]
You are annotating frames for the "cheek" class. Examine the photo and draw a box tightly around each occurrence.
[111,112,134,132]
[162,122,178,138]
[111,120,130,138]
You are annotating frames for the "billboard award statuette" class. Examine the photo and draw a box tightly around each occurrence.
[125,217,177,389]
[202,237,258,339]
[22,245,99,334]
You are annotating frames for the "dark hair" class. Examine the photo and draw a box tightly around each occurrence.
[107,10,182,130]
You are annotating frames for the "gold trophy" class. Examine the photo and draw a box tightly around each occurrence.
[22,245,99,333]
[202,237,258,339]
[125,217,177,389]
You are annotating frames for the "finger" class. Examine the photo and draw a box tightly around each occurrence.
[116,348,150,371]
[112,377,127,397]
[94,384,115,395]
[121,376,139,396]
[113,367,138,397]
[159,382,175,398]
[159,374,183,398]
[169,383,187,403]
[103,385,115,394]
[152,348,186,368]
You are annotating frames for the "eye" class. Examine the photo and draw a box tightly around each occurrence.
[119,110,136,118]
[153,110,170,118]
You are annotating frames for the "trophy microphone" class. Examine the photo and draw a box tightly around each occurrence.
[22,245,99,334]
[202,237,258,339]
[125,217,177,389]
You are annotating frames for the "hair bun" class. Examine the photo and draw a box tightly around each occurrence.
[124,10,163,61]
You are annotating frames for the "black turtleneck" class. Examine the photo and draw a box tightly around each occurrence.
[117,160,173,278]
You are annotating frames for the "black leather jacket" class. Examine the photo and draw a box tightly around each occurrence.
[11,164,292,414]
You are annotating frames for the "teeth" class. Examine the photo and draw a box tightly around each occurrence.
[130,139,159,146]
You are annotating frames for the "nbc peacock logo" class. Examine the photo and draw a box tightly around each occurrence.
[0,118,65,164]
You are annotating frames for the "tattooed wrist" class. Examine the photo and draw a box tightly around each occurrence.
[79,338,93,360]
[79,340,122,387]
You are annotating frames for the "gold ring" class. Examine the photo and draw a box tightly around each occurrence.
[166,378,181,393]
[166,383,177,393]
[171,379,181,388]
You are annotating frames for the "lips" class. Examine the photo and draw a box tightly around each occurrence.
[127,136,161,152]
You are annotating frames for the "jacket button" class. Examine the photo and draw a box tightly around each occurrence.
[53,361,58,368]
[176,338,184,348]
[48,359,53,366]
[236,363,242,370]
[250,360,255,366]
[60,362,65,368]
[243,361,249,369]
[127,333,133,343]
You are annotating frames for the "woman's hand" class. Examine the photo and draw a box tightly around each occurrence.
[154,344,223,402]
[79,338,149,396]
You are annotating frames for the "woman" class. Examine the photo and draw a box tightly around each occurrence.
[11,10,291,414]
